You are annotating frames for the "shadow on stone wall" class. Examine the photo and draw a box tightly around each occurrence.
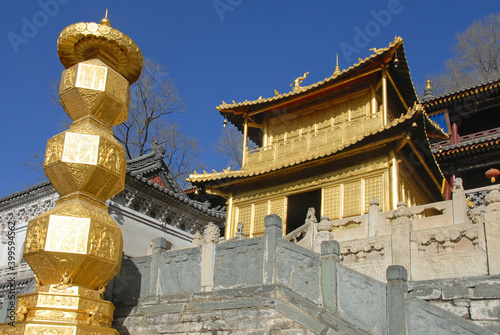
[106,256,148,334]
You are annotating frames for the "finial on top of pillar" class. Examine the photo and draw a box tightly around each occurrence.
[57,13,143,84]
[101,9,110,26]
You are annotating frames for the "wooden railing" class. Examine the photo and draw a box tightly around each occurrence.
[245,113,383,168]
[431,126,500,149]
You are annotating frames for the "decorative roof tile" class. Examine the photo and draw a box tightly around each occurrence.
[422,77,500,108]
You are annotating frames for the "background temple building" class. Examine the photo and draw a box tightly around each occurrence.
[2,33,500,334]
[424,78,500,191]
[188,37,447,239]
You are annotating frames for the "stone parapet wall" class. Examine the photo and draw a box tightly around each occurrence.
[108,216,491,334]
[408,276,500,334]
[115,285,364,335]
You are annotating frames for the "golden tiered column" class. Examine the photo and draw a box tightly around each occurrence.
[4,13,142,334]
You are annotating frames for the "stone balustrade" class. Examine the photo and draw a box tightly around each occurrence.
[280,184,500,284]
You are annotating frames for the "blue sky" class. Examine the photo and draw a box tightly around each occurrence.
[0,1,498,198]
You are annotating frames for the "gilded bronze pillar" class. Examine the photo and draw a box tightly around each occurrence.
[5,13,142,334]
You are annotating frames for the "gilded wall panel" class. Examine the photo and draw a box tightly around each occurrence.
[270,197,285,220]
[345,120,363,142]
[343,181,362,217]
[260,148,274,163]
[237,205,252,237]
[323,185,341,219]
[317,106,333,126]
[364,174,384,212]
[253,201,268,236]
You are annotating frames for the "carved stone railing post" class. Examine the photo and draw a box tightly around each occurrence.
[484,188,500,275]
[452,177,468,225]
[314,215,333,253]
[263,214,282,285]
[321,240,340,313]
[149,237,168,297]
[305,207,318,248]
[234,221,245,240]
[201,223,220,292]
[386,265,408,335]
[391,202,412,279]
[192,231,202,247]
[368,197,380,237]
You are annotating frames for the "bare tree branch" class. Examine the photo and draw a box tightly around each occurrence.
[22,152,48,184]
[427,13,500,95]
[215,125,244,169]
[115,59,188,158]
[47,79,61,106]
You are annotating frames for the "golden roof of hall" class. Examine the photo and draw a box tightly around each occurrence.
[216,36,410,112]
[217,36,422,148]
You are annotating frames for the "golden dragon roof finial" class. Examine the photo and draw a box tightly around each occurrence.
[290,71,309,92]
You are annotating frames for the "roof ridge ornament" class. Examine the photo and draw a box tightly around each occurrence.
[151,140,166,160]
[423,80,434,100]
[369,47,383,54]
[291,71,309,93]
[333,53,341,76]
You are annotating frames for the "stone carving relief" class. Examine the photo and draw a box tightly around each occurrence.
[89,227,117,260]
[332,219,362,231]
[25,218,48,253]
[467,206,484,225]
[413,226,479,255]
[157,206,170,225]
[122,189,137,206]
[453,177,465,195]
[234,221,245,238]
[1,222,8,244]
[305,207,317,223]
[340,239,385,263]
[62,68,74,90]
[202,222,220,244]
[192,231,202,247]
[98,142,121,173]
[114,188,207,233]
